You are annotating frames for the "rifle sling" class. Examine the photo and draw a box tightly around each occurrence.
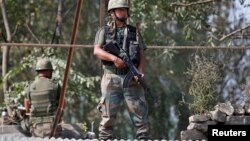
[122,27,128,50]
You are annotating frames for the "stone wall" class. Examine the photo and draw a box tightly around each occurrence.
[180,102,250,140]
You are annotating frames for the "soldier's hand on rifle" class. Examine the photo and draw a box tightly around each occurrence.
[134,73,144,83]
[112,56,125,69]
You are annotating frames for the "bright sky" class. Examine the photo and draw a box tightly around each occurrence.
[230,0,250,28]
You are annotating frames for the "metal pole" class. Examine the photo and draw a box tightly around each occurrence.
[100,0,107,27]
[2,43,250,49]
[0,43,92,48]
[49,0,84,138]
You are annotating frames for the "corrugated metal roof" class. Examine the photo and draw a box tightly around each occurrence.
[0,134,94,141]
[0,124,91,141]
[0,125,181,141]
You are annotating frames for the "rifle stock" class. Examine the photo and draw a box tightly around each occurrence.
[103,41,120,56]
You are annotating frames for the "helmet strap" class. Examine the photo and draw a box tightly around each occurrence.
[113,9,128,23]
[116,17,127,22]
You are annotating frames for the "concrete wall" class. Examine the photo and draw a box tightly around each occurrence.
[180,102,250,140]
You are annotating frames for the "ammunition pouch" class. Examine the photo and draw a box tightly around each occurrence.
[129,41,140,67]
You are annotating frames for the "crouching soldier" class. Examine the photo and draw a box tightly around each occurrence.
[21,57,64,138]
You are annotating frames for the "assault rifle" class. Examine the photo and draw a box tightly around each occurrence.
[103,41,158,103]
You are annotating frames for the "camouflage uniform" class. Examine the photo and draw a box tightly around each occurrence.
[94,1,150,138]
[22,58,62,138]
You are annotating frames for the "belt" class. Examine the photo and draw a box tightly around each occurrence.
[103,66,129,75]
[30,116,55,123]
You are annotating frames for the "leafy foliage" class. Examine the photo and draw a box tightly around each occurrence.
[185,51,222,114]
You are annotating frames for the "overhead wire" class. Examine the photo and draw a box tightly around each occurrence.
[2,43,250,49]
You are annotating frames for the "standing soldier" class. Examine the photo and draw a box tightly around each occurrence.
[93,0,150,140]
[22,57,63,138]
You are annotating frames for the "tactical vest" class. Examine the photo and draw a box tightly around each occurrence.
[28,77,59,118]
[102,25,140,67]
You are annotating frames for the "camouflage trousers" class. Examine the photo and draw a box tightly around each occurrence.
[98,73,150,140]
[30,122,62,138]
[21,117,62,138]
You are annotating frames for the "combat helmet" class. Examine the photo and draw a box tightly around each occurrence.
[35,58,53,71]
[108,0,129,12]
